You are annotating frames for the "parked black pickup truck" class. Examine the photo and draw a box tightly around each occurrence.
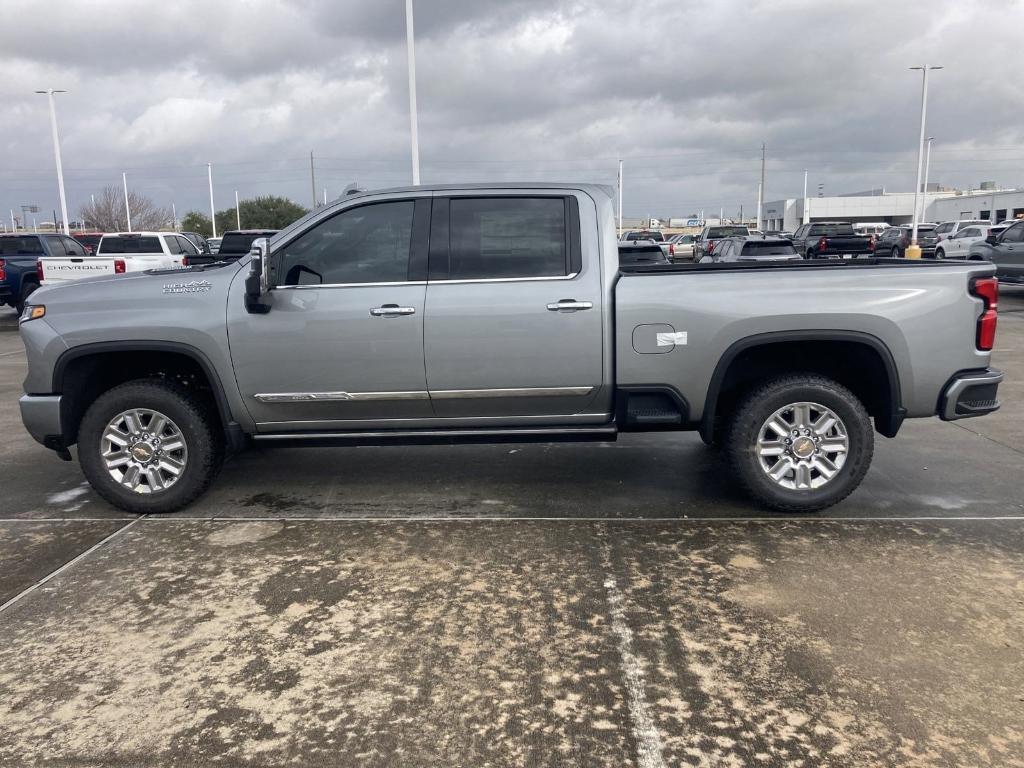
[791,222,875,259]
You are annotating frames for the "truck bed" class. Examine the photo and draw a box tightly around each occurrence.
[614,257,996,428]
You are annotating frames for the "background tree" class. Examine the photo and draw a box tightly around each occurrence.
[180,211,213,238]
[79,186,171,231]
[215,196,309,233]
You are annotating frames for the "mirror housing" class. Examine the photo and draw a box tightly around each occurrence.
[244,238,272,314]
[985,234,998,245]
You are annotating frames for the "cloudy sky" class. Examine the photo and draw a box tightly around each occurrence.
[2,0,1022,227]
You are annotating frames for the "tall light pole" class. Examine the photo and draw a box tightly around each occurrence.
[617,159,623,235]
[803,169,809,225]
[35,89,70,235]
[235,190,241,229]
[122,172,132,231]
[405,0,421,185]
[207,163,217,238]
[921,136,933,223]
[755,182,762,231]
[172,202,178,231]
[908,66,942,259]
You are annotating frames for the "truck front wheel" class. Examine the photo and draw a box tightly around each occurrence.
[78,380,224,514]
[726,374,873,513]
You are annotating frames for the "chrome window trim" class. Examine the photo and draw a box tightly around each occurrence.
[255,391,429,403]
[428,272,579,285]
[275,280,427,290]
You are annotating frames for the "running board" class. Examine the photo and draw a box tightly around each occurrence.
[252,425,618,448]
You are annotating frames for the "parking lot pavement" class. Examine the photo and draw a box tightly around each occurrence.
[0,518,1022,767]
[0,291,1022,767]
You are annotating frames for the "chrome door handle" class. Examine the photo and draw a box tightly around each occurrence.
[547,300,594,312]
[370,305,416,317]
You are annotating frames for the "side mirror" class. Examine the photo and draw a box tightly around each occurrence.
[985,234,998,245]
[244,238,272,314]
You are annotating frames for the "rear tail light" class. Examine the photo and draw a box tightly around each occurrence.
[36,260,43,281]
[114,259,126,274]
[708,241,716,254]
[182,256,189,267]
[668,244,675,257]
[971,277,998,351]
[0,258,6,282]
[817,236,829,252]
[868,234,876,252]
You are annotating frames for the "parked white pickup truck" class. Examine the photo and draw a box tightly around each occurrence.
[38,232,195,285]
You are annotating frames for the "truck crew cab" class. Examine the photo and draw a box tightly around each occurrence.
[19,184,1002,514]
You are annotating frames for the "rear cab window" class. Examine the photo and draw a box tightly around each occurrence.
[0,237,44,255]
[99,236,164,254]
[809,223,856,236]
[708,226,749,238]
[741,240,798,257]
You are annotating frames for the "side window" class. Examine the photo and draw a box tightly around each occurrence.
[447,197,568,280]
[936,223,950,235]
[1001,223,1024,242]
[278,200,414,286]
[179,236,199,255]
[165,236,183,255]
[794,225,806,238]
[62,237,87,256]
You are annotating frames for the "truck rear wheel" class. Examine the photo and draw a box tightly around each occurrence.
[78,380,223,514]
[726,374,873,513]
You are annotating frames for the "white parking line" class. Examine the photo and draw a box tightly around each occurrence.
[1,515,1022,525]
[0,517,142,616]
[601,536,666,768]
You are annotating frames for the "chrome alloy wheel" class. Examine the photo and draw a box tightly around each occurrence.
[756,401,849,491]
[101,408,188,494]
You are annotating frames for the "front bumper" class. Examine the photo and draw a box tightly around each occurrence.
[938,369,1003,421]
[19,394,64,450]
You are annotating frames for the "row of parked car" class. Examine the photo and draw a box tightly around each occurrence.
[618,218,1024,284]
[0,228,277,314]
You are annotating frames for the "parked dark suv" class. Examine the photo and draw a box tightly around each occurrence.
[1,233,87,313]
[876,224,939,258]
[186,229,279,266]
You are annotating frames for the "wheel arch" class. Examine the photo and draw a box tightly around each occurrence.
[701,330,904,443]
[52,341,240,449]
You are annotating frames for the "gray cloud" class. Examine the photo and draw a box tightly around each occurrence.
[2,0,1022,226]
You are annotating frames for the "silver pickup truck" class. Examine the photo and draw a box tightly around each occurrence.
[18,183,1003,514]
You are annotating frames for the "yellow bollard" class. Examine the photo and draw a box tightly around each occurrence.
[905,244,922,260]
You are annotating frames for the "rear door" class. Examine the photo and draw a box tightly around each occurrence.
[992,222,1024,281]
[423,191,605,420]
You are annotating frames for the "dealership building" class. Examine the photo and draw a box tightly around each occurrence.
[760,185,1024,231]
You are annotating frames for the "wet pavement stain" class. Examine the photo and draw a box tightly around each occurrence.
[0,519,1021,767]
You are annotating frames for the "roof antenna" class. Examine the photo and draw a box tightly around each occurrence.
[344,182,364,196]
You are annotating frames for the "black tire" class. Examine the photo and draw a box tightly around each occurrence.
[14,281,38,315]
[935,247,945,259]
[78,379,223,514]
[726,374,874,513]
[892,247,901,258]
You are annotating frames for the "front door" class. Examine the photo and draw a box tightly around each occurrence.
[423,192,605,420]
[228,196,433,430]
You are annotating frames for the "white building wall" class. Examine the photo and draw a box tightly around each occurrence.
[927,189,1024,223]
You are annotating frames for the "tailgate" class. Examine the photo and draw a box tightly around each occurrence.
[39,257,117,284]
[824,236,872,253]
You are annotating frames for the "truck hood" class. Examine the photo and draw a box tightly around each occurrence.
[32,261,246,308]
